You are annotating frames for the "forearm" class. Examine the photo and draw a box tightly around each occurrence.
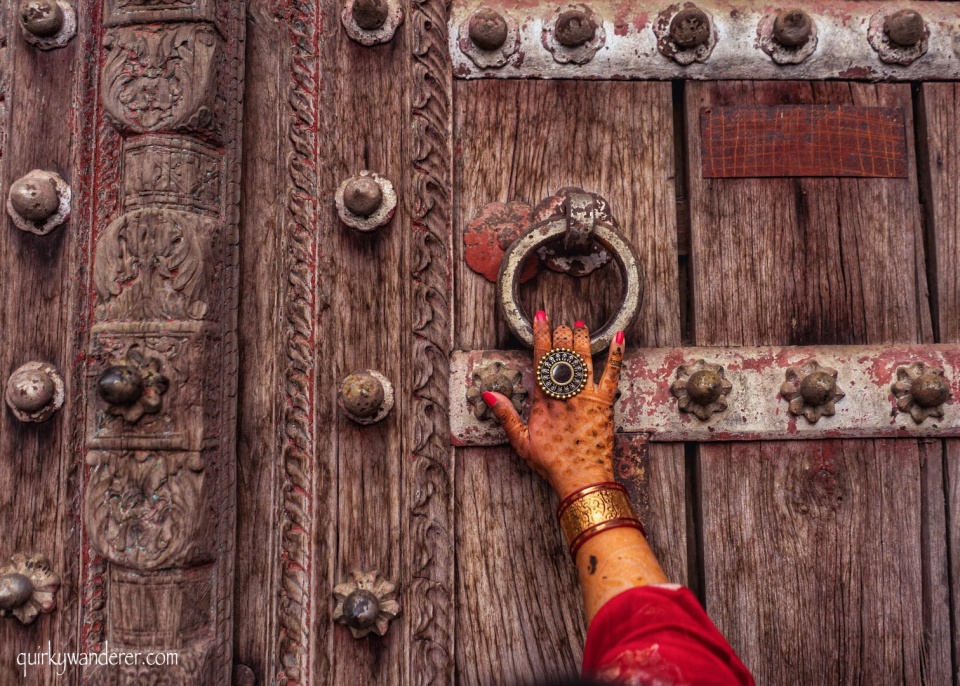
[574,526,669,624]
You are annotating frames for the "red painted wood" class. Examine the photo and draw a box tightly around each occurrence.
[701,105,907,178]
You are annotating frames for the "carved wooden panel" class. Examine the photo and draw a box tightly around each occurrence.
[74,0,245,680]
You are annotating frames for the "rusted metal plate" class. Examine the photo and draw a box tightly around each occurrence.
[450,345,960,444]
[701,106,907,178]
[450,0,960,81]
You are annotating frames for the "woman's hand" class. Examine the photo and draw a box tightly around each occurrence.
[481,311,625,499]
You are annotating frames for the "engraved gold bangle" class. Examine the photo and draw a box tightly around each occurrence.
[557,482,646,559]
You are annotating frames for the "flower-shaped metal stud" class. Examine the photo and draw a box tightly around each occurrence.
[670,359,732,420]
[466,361,527,421]
[335,171,397,232]
[332,570,400,639]
[459,7,520,69]
[542,4,606,65]
[0,553,60,624]
[891,362,952,424]
[781,360,844,424]
[96,349,169,423]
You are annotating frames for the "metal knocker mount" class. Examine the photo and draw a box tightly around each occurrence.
[496,189,643,354]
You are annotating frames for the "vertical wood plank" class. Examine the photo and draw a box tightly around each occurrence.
[917,82,960,684]
[454,80,685,684]
[328,15,409,685]
[233,0,285,679]
[687,81,948,684]
[0,7,80,684]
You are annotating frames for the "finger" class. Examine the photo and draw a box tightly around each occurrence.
[553,324,574,351]
[572,320,594,384]
[598,330,625,401]
[483,391,531,459]
[533,310,551,371]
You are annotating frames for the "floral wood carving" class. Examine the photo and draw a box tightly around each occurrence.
[102,23,219,134]
[93,208,210,321]
[84,450,206,570]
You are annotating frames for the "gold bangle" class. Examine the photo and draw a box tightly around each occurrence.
[557,482,645,559]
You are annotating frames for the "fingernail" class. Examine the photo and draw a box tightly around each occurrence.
[574,320,585,328]
[615,330,625,345]
[482,391,498,408]
[535,310,547,322]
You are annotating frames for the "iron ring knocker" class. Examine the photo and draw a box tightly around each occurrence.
[495,195,643,355]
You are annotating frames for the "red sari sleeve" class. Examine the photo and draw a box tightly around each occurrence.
[582,584,755,686]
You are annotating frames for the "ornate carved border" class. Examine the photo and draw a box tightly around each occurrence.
[408,0,456,681]
[75,0,245,681]
[275,0,322,681]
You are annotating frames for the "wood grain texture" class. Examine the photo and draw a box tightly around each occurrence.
[687,81,949,685]
[701,106,907,179]
[0,6,81,684]
[328,14,409,686]
[454,80,686,684]
[917,82,960,685]
[233,0,285,680]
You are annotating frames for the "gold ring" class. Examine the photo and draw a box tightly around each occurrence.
[537,348,588,399]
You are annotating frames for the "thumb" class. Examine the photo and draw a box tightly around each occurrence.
[483,392,531,459]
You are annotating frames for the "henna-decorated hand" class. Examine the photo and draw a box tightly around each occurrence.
[482,311,624,499]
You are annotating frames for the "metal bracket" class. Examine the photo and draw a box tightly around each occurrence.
[450,0,960,81]
[450,345,960,445]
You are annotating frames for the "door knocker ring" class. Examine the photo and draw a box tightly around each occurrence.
[496,195,643,355]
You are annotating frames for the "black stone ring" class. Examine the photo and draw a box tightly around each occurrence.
[537,348,588,399]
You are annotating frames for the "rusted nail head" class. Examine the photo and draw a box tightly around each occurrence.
[799,370,836,407]
[687,369,723,405]
[885,9,924,47]
[342,589,381,630]
[343,176,383,217]
[0,573,35,611]
[7,368,56,413]
[97,365,144,407]
[340,371,385,418]
[352,0,389,31]
[910,372,950,409]
[9,173,60,223]
[18,0,63,38]
[669,7,710,48]
[555,9,596,48]
[773,8,812,49]
[468,8,508,51]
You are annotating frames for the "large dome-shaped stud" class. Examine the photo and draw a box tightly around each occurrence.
[5,362,65,423]
[335,171,397,232]
[6,170,71,235]
[338,370,394,425]
[16,0,75,49]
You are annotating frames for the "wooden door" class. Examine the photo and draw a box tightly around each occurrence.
[1,0,957,684]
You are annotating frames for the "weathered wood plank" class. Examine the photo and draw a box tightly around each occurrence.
[917,82,960,685]
[0,9,80,684]
[233,0,285,679]
[454,80,685,684]
[687,80,948,685]
[329,17,409,685]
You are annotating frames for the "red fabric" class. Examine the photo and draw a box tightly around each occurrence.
[582,585,755,686]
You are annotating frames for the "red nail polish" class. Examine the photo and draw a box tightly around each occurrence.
[615,331,625,345]
[535,311,547,322]
[482,392,498,408]
[574,320,585,328]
